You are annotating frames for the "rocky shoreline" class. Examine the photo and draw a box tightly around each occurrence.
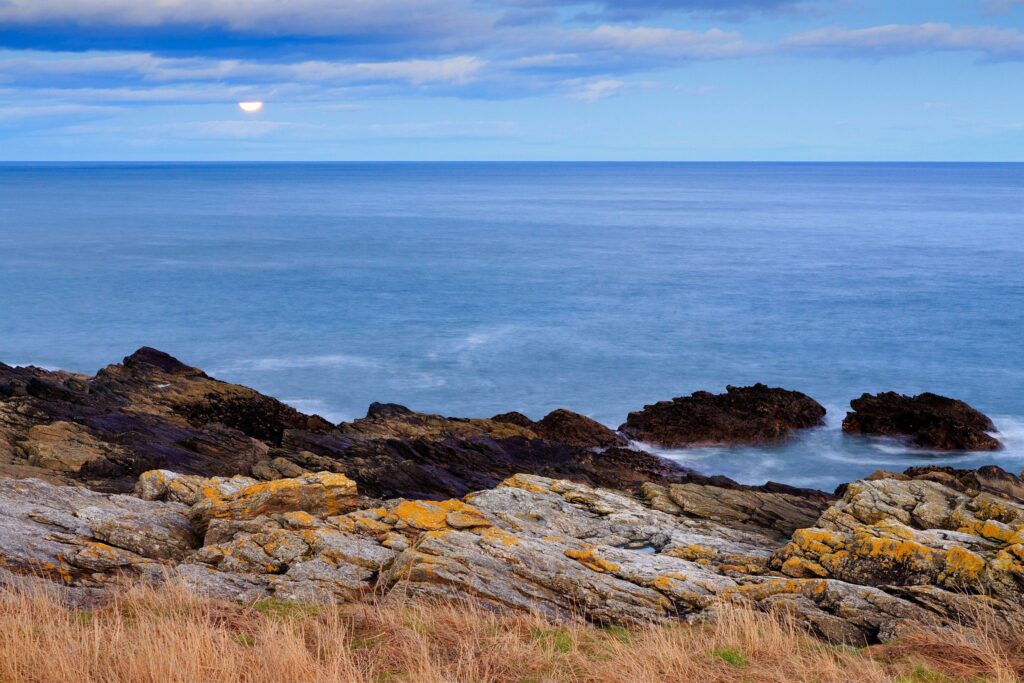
[0,348,1017,645]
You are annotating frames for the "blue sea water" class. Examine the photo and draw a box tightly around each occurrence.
[1,162,1023,491]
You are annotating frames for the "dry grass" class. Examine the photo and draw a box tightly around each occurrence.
[0,581,1020,683]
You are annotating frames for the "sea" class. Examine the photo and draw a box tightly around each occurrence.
[1,162,1022,491]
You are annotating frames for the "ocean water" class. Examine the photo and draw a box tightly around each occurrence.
[1,162,1022,491]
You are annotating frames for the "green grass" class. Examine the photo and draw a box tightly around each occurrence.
[530,628,574,653]
[711,647,749,666]
[897,666,953,682]
[600,624,634,644]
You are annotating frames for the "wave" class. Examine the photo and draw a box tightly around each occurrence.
[7,361,58,371]
[281,398,348,424]
[217,354,383,373]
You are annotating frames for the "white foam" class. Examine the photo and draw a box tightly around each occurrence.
[449,324,521,355]
[218,354,383,373]
[994,415,1024,447]
[392,372,447,390]
[8,361,58,371]
[281,398,348,424]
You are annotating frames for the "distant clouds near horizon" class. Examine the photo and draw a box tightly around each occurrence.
[0,0,1022,160]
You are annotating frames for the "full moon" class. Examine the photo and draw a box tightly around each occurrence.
[238,101,264,113]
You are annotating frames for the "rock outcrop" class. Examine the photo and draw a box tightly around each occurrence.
[0,349,699,499]
[492,408,627,449]
[4,464,1024,645]
[0,348,333,491]
[620,384,827,448]
[842,392,1000,451]
[5,350,1021,645]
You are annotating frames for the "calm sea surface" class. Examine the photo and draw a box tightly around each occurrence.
[2,162,1022,490]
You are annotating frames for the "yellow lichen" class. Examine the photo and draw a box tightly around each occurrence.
[564,547,620,574]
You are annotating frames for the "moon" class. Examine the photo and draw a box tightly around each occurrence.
[238,101,264,114]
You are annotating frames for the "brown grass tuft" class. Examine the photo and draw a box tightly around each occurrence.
[0,581,1019,682]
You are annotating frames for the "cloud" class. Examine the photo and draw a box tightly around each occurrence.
[983,0,1024,14]
[0,0,486,38]
[0,103,120,120]
[783,23,1024,60]
[575,25,762,59]
[565,78,627,102]
[0,51,488,88]
[366,120,519,139]
[506,0,825,21]
[155,119,320,140]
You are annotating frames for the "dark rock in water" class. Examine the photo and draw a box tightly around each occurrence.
[532,408,626,449]
[491,408,626,449]
[490,411,535,428]
[619,384,826,448]
[365,402,415,419]
[6,348,789,501]
[842,391,1000,451]
[123,346,199,375]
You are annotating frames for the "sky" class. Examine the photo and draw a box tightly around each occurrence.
[0,0,1022,160]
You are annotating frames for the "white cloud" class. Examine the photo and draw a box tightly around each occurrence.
[984,0,1024,14]
[155,120,319,140]
[366,120,519,138]
[566,78,626,102]
[0,0,486,38]
[0,103,121,120]
[783,23,1024,60]
[0,51,488,87]
[577,25,763,59]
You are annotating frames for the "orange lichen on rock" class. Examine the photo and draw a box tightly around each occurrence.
[194,471,358,523]
[388,500,490,532]
[564,547,620,574]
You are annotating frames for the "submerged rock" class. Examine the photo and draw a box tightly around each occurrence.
[842,391,1000,451]
[620,384,826,448]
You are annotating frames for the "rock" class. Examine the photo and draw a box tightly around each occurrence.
[531,409,626,449]
[1,468,1020,644]
[645,481,826,537]
[773,475,1024,628]
[17,421,123,473]
[620,384,826,448]
[842,391,1000,451]
[0,348,333,490]
[338,403,538,441]
[490,411,535,428]
[0,477,196,583]
[0,350,698,500]
[135,469,260,505]
[190,471,360,531]
[289,421,704,501]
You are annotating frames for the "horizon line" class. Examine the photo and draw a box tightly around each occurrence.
[1,160,1023,165]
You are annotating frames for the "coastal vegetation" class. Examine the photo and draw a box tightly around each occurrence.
[2,581,1021,683]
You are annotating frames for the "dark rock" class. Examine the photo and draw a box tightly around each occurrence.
[123,347,201,376]
[0,348,335,490]
[842,391,1000,451]
[6,349,800,502]
[365,402,415,419]
[900,465,1024,502]
[620,384,826,448]
[532,409,626,449]
[490,411,535,428]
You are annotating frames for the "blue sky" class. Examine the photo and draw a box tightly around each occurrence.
[0,0,1022,160]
